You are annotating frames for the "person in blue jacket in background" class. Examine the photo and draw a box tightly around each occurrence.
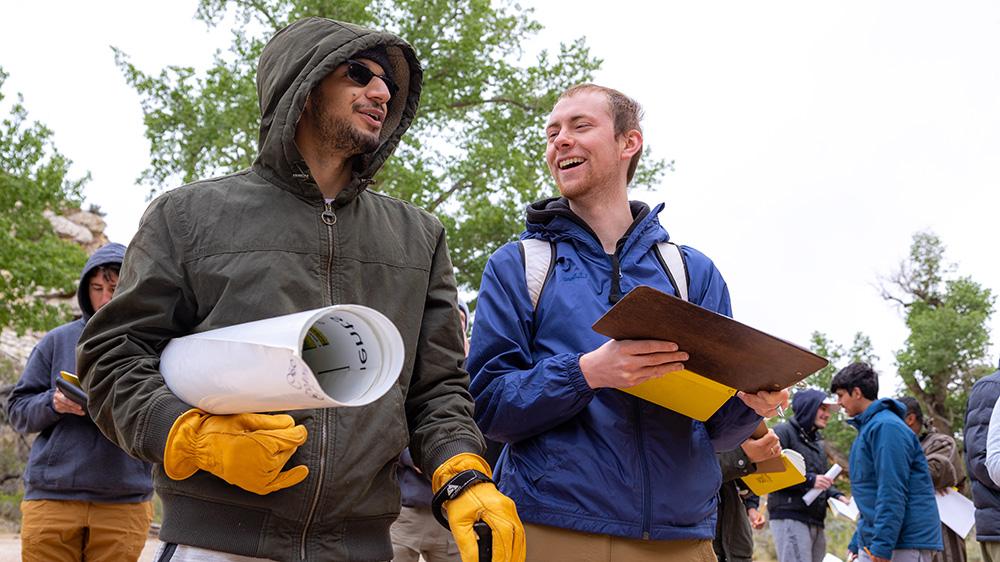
[467,83,788,562]
[831,362,942,562]
[7,242,153,562]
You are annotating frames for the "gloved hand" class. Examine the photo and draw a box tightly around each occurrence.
[164,409,309,495]
[432,453,526,562]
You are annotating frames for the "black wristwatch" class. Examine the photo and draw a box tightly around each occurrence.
[431,469,493,529]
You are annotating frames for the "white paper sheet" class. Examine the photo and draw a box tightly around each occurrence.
[828,496,859,522]
[935,488,976,539]
[161,305,404,414]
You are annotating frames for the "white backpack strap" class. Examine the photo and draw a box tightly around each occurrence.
[520,239,554,310]
[655,242,689,302]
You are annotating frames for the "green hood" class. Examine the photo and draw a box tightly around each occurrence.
[254,16,422,205]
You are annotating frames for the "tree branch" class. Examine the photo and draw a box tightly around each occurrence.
[427,181,469,213]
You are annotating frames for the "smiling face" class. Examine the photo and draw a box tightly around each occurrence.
[814,404,832,429]
[300,58,391,157]
[544,90,641,201]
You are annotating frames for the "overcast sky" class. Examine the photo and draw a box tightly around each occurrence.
[2,1,997,391]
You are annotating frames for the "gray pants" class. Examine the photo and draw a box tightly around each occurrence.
[770,518,826,562]
[153,543,276,562]
[858,549,934,562]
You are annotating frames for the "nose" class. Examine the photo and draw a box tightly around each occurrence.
[366,78,391,104]
[552,128,574,148]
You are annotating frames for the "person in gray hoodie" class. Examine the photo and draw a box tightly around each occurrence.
[8,242,153,562]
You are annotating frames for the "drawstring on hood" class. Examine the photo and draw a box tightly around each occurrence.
[77,242,126,320]
[253,17,422,205]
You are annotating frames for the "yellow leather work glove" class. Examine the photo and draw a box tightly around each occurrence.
[432,453,526,562]
[164,409,309,495]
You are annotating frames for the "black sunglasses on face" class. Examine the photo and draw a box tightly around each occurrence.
[345,60,399,99]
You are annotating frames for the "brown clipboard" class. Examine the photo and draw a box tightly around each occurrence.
[591,285,828,394]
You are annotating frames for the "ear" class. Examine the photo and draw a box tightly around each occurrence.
[620,129,643,161]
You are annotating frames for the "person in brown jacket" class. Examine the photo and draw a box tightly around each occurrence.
[900,396,967,562]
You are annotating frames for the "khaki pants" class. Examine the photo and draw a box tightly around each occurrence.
[524,522,717,562]
[20,499,153,562]
[982,542,1000,562]
[390,506,460,562]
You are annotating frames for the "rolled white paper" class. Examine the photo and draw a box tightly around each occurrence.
[161,305,404,414]
[802,463,842,506]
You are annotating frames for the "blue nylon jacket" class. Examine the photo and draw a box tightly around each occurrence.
[846,398,942,558]
[467,198,761,540]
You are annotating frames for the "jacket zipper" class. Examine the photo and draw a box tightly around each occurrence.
[300,202,337,560]
[634,399,652,539]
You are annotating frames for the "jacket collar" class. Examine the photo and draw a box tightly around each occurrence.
[847,397,906,430]
[524,197,668,258]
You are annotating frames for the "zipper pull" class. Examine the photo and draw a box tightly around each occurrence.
[321,202,337,226]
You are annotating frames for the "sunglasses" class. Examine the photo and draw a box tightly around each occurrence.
[345,60,399,99]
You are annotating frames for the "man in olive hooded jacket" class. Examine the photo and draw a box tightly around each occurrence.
[77,17,523,562]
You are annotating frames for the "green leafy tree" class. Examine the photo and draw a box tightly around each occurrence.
[804,331,878,474]
[881,231,995,437]
[114,0,667,290]
[0,68,89,334]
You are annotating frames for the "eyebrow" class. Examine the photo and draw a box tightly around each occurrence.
[546,114,592,131]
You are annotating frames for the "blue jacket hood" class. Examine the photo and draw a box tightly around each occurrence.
[849,397,907,430]
[77,242,126,319]
[792,389,825,435]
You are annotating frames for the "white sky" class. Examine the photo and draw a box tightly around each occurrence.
[2,1,998,391]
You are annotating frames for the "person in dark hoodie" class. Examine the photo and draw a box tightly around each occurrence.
[8,242,153,562]
[768,388,847,562]
[831,363,942,562]
[77,17,523,562]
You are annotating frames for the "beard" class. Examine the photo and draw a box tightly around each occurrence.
[310,92,382,156]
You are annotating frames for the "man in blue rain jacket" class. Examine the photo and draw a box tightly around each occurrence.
[831,362,942,562]
[467,83,788,561]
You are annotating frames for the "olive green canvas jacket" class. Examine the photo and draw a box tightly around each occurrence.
[77,17,482,562]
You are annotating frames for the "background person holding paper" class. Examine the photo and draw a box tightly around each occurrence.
[77,17,523,562]
[7,242,153,562]
[467,83,789,562]
[831,363,941,562]
[899,396,967,562]
[768,388,848,562]
[963,359,1000,562]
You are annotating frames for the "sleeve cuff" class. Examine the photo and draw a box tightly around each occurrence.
[141,393,196,463]
[568,354,596,396]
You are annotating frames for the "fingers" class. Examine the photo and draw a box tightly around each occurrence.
[261,465,310,494]
[616,339,683,355]
[233,413,298,431]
